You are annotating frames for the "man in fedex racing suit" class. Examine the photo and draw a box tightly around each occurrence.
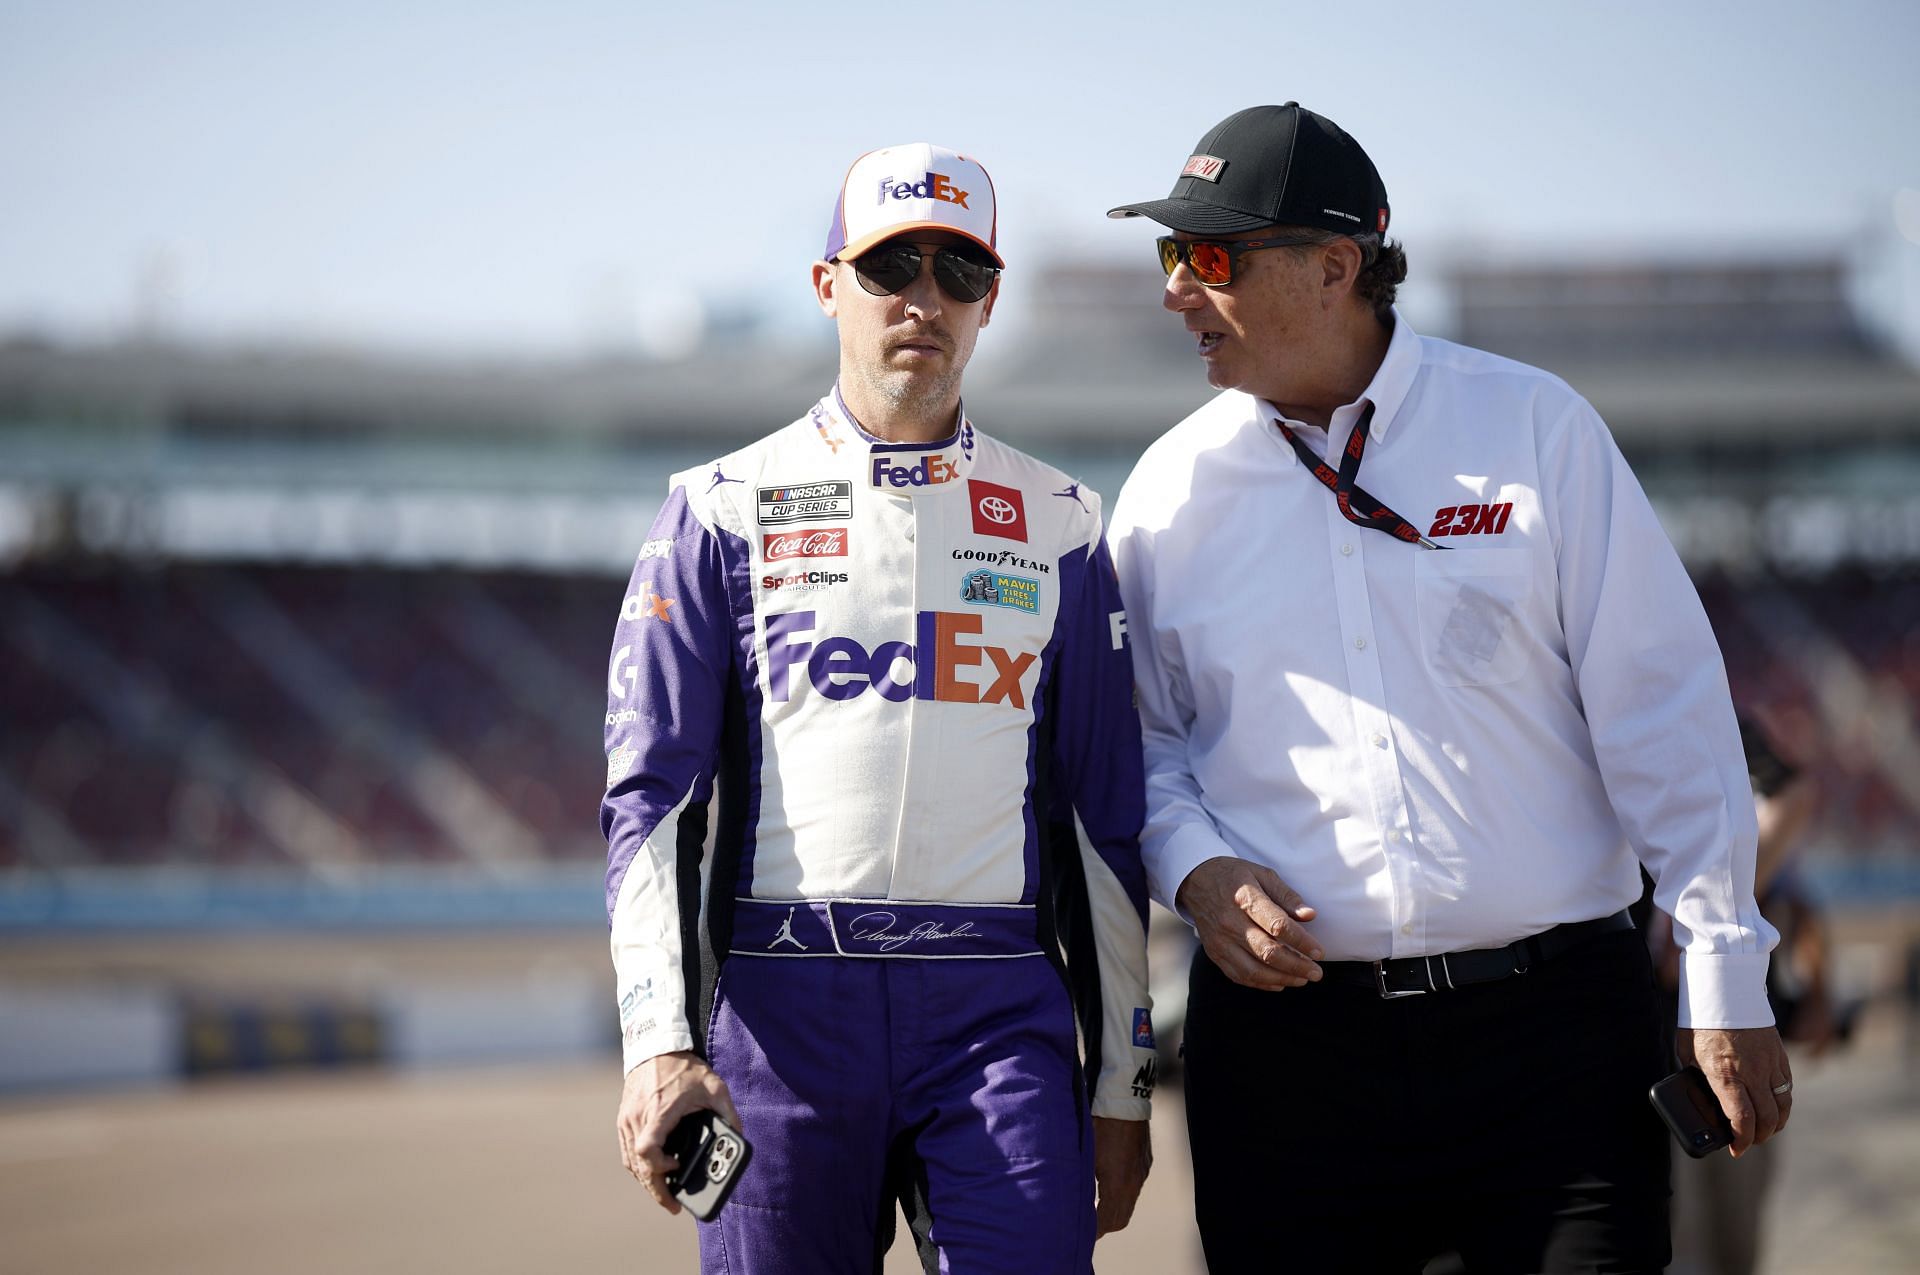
[605,143,1156,1274]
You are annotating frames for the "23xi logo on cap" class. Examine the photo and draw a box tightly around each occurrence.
[969,480,1027,543]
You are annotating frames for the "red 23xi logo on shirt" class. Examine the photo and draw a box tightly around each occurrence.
[1428,502,1513,538]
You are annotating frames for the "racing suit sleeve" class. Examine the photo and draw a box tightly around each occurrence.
[1541,398,1777,1028]
[1050,521,1155,1121]
[602,482,736,1073]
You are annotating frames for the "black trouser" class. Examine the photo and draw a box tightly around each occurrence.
[1183,925,1671,1274]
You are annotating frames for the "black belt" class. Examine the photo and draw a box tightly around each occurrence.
[1320,910,1635,999]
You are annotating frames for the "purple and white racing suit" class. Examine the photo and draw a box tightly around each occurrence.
[602,389,1154,1274]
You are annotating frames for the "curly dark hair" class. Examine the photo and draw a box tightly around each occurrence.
[1278,228,1407,326]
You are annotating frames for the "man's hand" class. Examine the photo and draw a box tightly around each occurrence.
[1092,1116,1152,1238]
[1176,856,1323,990]
[615,1051,741,1213]
[1677,1026,1792,1157]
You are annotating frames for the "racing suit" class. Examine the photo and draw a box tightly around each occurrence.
[602,388,1154,1274]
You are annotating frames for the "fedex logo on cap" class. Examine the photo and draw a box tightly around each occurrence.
[879,172,971,208]
[830,144,999,268]
[765,610,1037,708]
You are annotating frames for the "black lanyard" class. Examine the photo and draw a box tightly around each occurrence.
[1275,403,1444,550]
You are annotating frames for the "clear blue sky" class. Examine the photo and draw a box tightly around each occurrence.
[3,0,1917,356]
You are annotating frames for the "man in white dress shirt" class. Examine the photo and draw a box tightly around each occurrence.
[1106,103,1790,1272]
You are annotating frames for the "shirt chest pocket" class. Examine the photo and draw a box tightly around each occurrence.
[1414,547,1533,687]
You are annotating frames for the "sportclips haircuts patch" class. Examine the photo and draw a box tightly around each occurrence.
[758,481,853,525]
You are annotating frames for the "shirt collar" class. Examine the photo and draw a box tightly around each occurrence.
[815,384,979,493]
[1256,308,1422,445]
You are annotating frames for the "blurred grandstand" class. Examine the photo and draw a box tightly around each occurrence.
[3,259,1919,1275]
[3,248,1916,903]
[0,251,1914,1090]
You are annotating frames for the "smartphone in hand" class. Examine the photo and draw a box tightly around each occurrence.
[664,1109,753,1220]
[1648,1066,1735,1158]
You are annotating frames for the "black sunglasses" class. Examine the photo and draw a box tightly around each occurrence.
[851,242,1000,304]
[1156,234,1327,287]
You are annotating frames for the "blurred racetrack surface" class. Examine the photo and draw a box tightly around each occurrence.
[2,961,1914,1273]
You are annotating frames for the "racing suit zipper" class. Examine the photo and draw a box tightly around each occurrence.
[884,493,920,897]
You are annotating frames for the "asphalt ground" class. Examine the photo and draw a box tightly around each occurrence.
[3,914,1916,1273]
[2,1009,1916,1273]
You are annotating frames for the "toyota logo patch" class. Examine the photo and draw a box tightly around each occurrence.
[968,480,1028,542]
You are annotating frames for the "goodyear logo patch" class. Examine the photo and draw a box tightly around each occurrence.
[958,569,1038,614]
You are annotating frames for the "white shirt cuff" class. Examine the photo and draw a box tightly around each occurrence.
[1146,821,1243,923]
[1676,951,1775,1029]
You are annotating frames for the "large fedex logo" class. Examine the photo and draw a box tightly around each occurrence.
[878,172,970,208]
[766,610,1036,708]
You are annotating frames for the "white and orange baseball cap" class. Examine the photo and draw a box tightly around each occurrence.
[823,142,1003,267]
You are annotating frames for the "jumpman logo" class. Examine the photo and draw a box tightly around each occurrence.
[769,905,808,951]
[708,465,743,493]
[1053,482,1087,512]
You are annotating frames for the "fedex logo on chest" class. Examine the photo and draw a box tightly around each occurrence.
[871,453,960,489]
[765,610,1036,708]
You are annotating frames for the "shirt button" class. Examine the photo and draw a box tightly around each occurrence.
[1372,733,1388,749]
[1354,637,1367,650]
[1340,543,1354,556]
[1400,923,1415,937]
[904,525,915,541]
[1387,829,1402,843]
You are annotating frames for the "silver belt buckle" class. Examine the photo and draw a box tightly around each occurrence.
[1373,959,1427,999]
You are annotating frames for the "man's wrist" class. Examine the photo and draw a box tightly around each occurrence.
[1152,826,1240,922]
[1676,951,1775,1029]
[622,1028,698,1075]
[1091,1095,1152,1122]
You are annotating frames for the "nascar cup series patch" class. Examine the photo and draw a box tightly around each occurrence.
[758,481,853,525]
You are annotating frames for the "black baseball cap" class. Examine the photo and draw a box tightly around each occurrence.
[1108,103,1390,238]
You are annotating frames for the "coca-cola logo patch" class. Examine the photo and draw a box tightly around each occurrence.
[763,528,850,562]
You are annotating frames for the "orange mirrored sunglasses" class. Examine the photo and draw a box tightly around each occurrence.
[1155,234,1328,287]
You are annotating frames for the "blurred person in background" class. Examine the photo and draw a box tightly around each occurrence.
[1660,716,1850,1275]
[601,143,1154,1273]
[1105,102,1790,1273]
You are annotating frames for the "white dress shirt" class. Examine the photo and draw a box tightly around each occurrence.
[1109,312,1776,1028]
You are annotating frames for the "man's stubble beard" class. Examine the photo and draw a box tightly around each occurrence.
[851,356,964,420]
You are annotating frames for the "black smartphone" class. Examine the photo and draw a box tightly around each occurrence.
[663,1109,753,1220]
[1648,1066,1735,1158]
